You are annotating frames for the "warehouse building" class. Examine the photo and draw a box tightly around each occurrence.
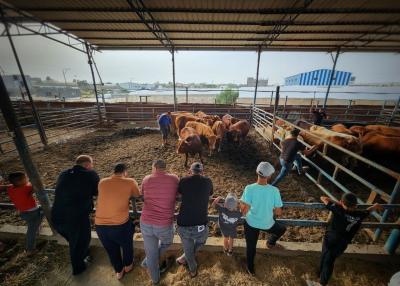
[285,69,354,86]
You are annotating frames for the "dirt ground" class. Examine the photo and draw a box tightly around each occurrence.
[0,127,376,243]
[0,239,398,286]
[0,127,397,286]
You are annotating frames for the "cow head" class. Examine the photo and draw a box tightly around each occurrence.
[207,135,217,156]
[177,137,192,154]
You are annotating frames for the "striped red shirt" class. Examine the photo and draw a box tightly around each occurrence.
[140,171,179,226]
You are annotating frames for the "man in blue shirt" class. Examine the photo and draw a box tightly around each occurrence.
[240,161,286,275]
[157,111,172,147]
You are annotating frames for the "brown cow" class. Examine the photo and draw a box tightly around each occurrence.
[195,111,208,118]
[361,131,400,156]
[177,127,204,167]
[294,119,313,131]
[331,124,356,136]
[222,114,240,129]
[170,111,192,134]
[175,114,198,136]
[212,120,226,152]
[185,121,217,156]
[350,124,400,138]
[365,125,400,137]
[227,120,250,145]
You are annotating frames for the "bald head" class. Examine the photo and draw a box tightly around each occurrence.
[75,155,93,170]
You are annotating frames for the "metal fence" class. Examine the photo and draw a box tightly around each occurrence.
[251,106,400,243]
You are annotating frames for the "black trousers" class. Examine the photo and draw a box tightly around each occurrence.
[319,234,348,285]
[54,216,91,275]
[244,220,287,273]
[96,220,135,273]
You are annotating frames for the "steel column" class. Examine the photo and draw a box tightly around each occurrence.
[172,49,177,111]
[85,42,102,123]
[253,46,262,107]
[270,86,280,148]
[1,13,48,146]
[185,87,188,104]
[389,96,400,126]
[0,75,53,230]
[323,48,341,108]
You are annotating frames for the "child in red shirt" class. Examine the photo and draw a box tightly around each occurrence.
[0,172,43,255]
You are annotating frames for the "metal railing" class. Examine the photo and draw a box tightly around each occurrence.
[251,106,400,242]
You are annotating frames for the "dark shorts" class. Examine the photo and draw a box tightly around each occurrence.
[160,125,169,139]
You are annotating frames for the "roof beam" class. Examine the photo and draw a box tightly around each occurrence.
[11,7,400,15]
[83,37,400,43]
[126,0,173,51]
[4,17,400,27]
[0,2,90,53]
[65,28,400,36]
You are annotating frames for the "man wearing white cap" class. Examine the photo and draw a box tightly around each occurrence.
[240,161,286,275]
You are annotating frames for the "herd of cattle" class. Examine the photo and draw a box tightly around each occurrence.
[165,111,250,166]
[160,110,399,169]
[267,119,400,168]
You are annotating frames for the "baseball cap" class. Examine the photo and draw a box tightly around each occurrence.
[224,193,238,210]
[190,162,203,174]
[256,162,275,177]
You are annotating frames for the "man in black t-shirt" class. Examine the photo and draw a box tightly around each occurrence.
[52,155,100,275]
[176,162,213,277]
[310,107,327,126]
[306,193,382,286]
[271,128,318,186]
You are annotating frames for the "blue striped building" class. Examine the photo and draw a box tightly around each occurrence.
[284,69,352,86]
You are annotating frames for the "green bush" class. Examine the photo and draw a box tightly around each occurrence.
[216,88,239,104]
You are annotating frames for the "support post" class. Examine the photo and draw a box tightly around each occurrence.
[171,48,177,111]
[85,42,102,123]
[270,86,280,149]
[253,46,261,107]
[375,179,400,241]
[0,75,53,230]
[323,48,341,109]
[269,91,274,107]
[185,87,188,104]
[389,96,400,126]
[2,16,47,146]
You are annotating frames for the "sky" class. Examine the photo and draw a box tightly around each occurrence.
[1,35,400,85]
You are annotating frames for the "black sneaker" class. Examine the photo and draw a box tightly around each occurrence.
[160,257,174,274]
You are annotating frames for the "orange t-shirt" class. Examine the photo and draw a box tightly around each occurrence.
[95,175,140,225]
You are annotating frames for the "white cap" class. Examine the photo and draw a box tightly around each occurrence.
[256,162,275,177]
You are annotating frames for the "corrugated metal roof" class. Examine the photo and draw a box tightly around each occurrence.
[1,0,400,52]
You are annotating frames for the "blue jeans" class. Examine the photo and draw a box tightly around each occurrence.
[271,154,303,186]
[177,225,208,273]
[19,208,44,251]
[140,222,174,283]
[96,220,135,273]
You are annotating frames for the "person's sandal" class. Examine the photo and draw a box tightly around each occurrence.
[124,263,133,273]
[176,255,187,266]
[223,248,228,255]
[189,269,198,278]
[116,271,124,280]
[227,249,233,256]
[266,242,285,250]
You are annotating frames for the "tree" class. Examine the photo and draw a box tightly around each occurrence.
[215,88,239,104]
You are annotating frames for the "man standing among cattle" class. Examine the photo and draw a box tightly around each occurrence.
[51,155,100,275]
[272,128,318,186]
[310,107,327,126]
[140,160,179,284]
[157,111,172,147]
[176,162,213,278]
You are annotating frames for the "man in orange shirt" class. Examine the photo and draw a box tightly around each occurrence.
[95,163,140,280]
[0,172,43,255]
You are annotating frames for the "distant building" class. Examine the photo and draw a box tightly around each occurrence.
[285,69,354,86]
[33,85,81,99]
[2,74,33,98]
[247,77,268,87]
[118,82,156,90]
